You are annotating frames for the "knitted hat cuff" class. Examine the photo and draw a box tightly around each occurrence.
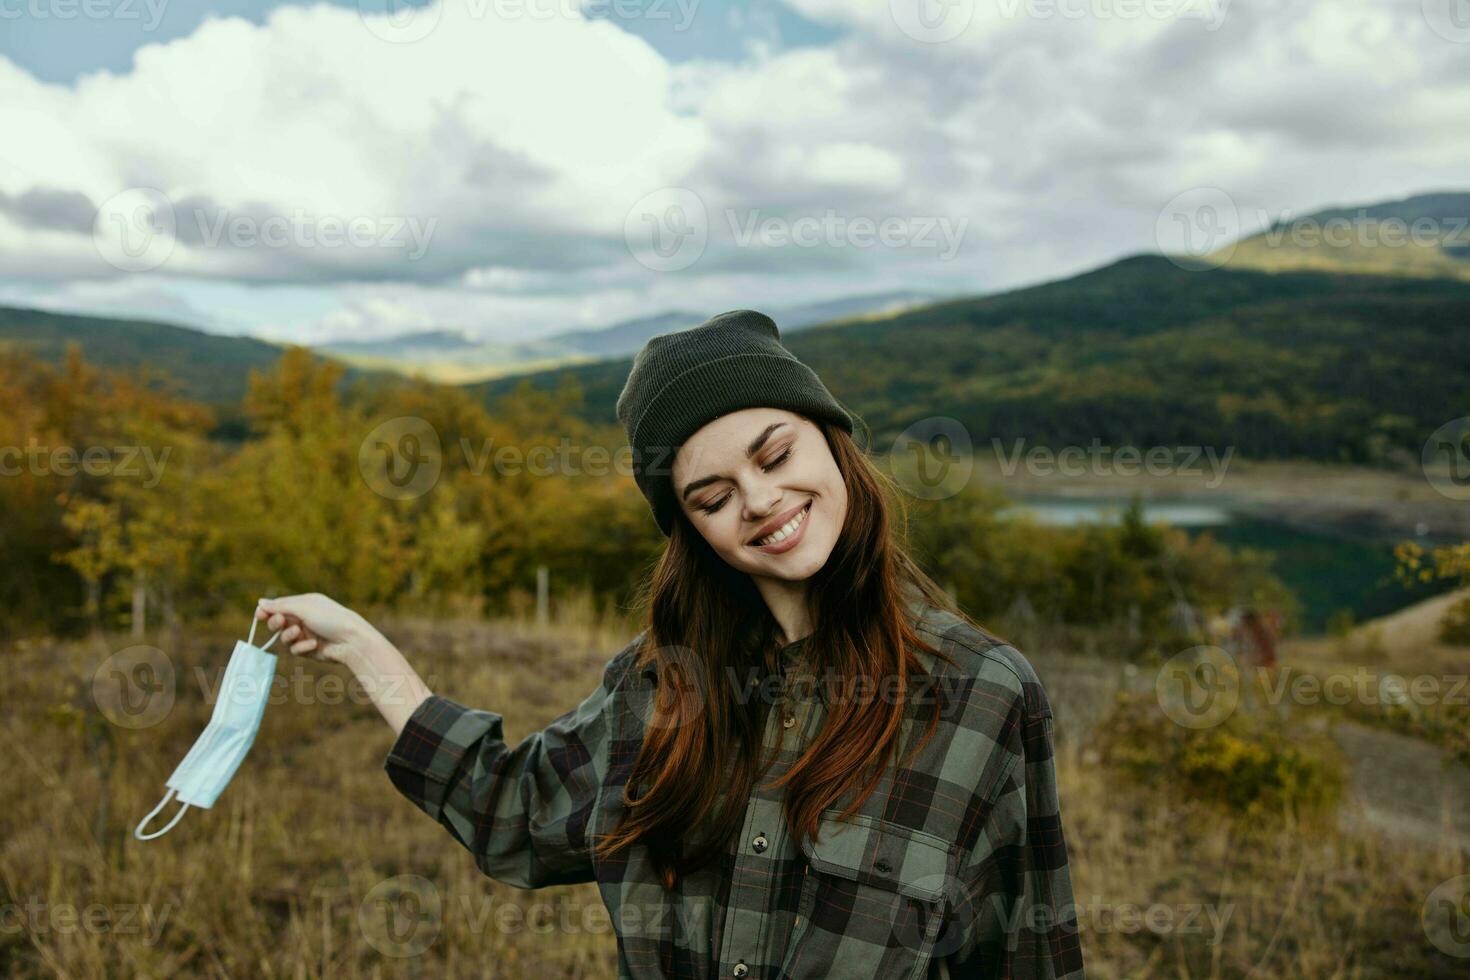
[627,351,835,454]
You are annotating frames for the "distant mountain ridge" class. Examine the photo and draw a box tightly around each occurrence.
[470,253,1470,465]
[0,304,403,440]
[545,311,704,358]
[323,329,480,358]
[0,290,939,408]
[312,291,937,382]
[1291,191,1470,227]
[0,304,297,406]
[1215,190,1470,281]
[7,189,1469,465]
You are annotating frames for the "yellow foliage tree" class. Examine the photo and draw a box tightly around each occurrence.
[56,497,124,632]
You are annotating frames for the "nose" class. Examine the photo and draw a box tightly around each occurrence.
[742,482,783,524]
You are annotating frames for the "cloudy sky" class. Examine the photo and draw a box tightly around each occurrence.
[1,0,1467,344]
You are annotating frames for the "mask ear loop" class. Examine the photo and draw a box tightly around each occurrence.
[248,608,283,652]
[134,787,190,840]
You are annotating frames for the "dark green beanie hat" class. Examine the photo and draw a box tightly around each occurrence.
[616,309,856,537]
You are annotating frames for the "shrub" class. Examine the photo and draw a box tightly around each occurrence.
[1439,594,1470,646]
[1096,690,1346,822]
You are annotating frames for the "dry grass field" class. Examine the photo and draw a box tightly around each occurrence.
[2,597,1466,978]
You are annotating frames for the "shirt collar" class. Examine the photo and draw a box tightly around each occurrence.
[777,633,810,670]
[777,580,930,673]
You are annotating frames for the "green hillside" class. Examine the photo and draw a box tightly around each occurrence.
[5,254,1465,465]
[0,305,386,433]
[0,305,289,403]
[1214,191,1470,282]
[471,254,1470,464]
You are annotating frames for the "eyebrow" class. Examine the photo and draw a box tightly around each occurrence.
[679,422,788,502]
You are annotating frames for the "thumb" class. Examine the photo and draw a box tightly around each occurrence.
[256,595,302,621]
[257,594,322,627]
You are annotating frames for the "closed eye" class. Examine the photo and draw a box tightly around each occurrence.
[695,446,794,515]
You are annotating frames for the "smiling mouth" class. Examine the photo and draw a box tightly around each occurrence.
[749,500,812,548]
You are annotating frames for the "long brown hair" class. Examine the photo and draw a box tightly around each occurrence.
[592,415,981,890]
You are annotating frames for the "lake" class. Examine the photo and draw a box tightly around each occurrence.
[1001,496,1454,634]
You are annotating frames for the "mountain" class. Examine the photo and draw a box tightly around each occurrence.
[319,329,481,359]
[542,311,706,359]
[541,293,935,356]
[470,254,1470,465]
[310,292,938,383]
[769,291,939,331]
[0,305,395,440]
[0,290,936,404]
[1212,190,1470,282]
[313,328,540,386]
[8,254,1465,466]
[0,305,293,405]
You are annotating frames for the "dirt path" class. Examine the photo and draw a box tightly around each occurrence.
[1330,720,1470,849]
[1030,646,1470,850]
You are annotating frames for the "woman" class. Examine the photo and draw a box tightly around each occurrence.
[255,310,1085,979]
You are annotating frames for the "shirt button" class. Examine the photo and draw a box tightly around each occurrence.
[733,961,750,977]
[752,834,769,853]
[782,712,796,729]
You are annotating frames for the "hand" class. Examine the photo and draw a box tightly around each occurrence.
[254,593,387,669]
[257,593,432,732]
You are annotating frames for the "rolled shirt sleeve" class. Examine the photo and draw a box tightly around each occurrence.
[383,649,631,890]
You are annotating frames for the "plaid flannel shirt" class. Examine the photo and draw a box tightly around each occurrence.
[385,590,1085,979]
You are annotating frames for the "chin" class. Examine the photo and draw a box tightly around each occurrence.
[747,538,836,581]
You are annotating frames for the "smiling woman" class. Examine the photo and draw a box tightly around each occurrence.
[677,412,841,569]
[258,310,1085,979]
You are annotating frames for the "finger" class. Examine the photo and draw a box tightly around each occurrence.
[268,612,300,631]
[283,625,301,643]
[259,595,312,620]
[291,638,318,655]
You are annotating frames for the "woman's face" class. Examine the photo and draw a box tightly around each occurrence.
[672,408,848,583]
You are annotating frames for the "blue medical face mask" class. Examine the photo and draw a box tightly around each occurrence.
[134,614,281,841]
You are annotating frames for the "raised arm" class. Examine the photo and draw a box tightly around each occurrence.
[255,594,642,890]
[380,636,642,889]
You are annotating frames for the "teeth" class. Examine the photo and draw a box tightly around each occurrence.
[756,504,807,546]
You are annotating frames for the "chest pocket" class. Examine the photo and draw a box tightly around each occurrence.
[780,809,955,980]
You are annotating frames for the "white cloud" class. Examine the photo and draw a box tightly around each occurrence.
[1,0,1468,342]
[0,2,708,283]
